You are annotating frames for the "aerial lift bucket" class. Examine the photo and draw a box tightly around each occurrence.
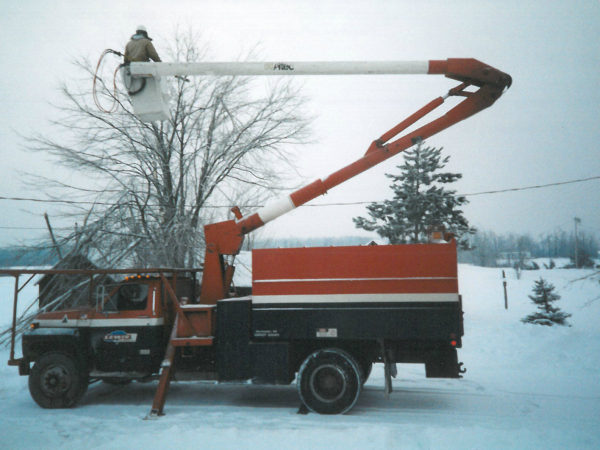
[120,66,170,122]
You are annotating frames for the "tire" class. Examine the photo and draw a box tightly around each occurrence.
[28,352,87,409]
[297,348,362,415]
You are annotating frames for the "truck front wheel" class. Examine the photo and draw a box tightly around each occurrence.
[297,348,362,414]
[28,352,87,408]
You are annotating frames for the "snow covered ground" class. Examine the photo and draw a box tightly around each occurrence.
[0,263,599,449]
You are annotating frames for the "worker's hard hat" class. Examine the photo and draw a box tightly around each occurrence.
[136,25,147,33]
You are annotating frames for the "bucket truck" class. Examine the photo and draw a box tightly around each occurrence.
[5,58,511,415]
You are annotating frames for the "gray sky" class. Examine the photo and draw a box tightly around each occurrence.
[1,0,599,247]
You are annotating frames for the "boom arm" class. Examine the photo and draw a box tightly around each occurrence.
[129,59,511,303]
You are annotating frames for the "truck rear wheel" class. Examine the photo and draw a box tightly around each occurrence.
[28,352,87,409]
[297,348,361,414]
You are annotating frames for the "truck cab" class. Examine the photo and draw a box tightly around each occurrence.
[20,275,197,407]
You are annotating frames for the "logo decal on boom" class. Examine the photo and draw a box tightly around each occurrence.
[270,63,294,71]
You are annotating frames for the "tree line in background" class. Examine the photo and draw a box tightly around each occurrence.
[460,229,599,268]
[0,247,56,267]
[4,228,596,269]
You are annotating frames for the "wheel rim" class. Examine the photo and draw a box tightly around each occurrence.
[41,364,72,398]
[309,364,346,403]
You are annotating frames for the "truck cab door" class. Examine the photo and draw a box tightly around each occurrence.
[92,280,164,374]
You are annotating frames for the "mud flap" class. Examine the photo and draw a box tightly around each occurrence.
[381,341,397,397]
[425,348,465,378]
[18,359,30,376]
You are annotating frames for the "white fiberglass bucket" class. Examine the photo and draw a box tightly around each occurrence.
[121,67,170,122]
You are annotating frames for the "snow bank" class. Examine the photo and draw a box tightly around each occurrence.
[0,265,599,449]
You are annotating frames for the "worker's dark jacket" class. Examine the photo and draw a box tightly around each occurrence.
[124,34,161,63]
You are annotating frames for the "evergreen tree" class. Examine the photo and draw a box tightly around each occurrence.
[353,141,474,244]
[522,278,571,326]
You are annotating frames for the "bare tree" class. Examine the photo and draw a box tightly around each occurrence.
[26,31,310,268]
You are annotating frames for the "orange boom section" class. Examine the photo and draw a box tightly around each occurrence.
[252,242,458,304]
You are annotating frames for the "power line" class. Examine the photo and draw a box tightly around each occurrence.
[0,196,116,206]
[462,175,600,197]
[0,195,261,208]
[0,226,50,230]
[299,175,600,206]
[0,175,598,211]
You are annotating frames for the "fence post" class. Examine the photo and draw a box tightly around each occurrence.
[502,270,508,310]
[10,275,19,362]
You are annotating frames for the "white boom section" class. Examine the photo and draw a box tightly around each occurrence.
[254,195,296,225]
[126,60,430,122]
[128,61,429,78]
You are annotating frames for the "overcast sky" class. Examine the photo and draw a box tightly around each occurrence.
[1,0,599,247]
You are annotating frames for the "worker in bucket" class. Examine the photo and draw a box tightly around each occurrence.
[124,25,161,64]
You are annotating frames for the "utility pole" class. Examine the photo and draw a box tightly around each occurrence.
[574,217,581,268]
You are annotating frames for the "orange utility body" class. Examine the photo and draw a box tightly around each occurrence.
[252,242,458,300]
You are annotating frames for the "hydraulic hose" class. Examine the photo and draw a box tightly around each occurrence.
[93,49,123,113]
